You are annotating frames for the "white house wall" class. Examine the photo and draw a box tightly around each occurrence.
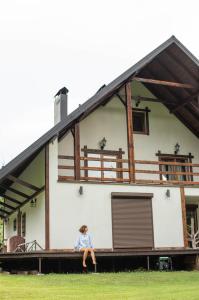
[49,182,184,249]
[50,135,184,250]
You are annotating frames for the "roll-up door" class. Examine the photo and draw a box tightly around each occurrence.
[111,193,154,249]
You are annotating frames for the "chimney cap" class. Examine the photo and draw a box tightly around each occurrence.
[54,87,69,97]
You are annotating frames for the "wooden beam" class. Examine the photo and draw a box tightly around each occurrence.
[133,77,194,89]
[45,144,50,250]
[74,123,80,180]
[116,93,126,106]
[180,187,188,248]
[0,207,9,215]
[132,95,175,105]
[125,82,135,183]
[7,186,45,216]
[0,194,21,205]
[0,201,15,210]
[171,91,199,113]
[7,175,40,192]
[0,184,29,199]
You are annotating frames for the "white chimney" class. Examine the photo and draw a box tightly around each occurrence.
[54,87,69,125]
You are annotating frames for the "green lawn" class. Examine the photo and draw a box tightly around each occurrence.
[0,272,199,300]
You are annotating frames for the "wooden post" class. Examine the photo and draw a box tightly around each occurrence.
[180,187,188,248]
[17,210,21,236]
[83,145,88,178]
[45,144,50,250]
[74,123,80,180]
[38,257,42,273]
[125,82,135,183]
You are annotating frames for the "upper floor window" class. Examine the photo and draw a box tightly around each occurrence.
[157,153,193,182]
[133,107,150,135]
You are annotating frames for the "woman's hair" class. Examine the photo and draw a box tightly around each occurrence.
[79,225,87,233]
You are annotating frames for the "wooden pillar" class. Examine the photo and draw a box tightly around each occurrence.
[38,257,42,273]
[45,144,50,250]
[180,187,188,248]
[17,210,21,236]
[125,82,135,183]
[83,145,88,178]
[74,123,80,180]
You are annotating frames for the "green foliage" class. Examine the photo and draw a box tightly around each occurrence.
[0,272,199,300]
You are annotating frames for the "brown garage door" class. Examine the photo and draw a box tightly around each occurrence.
[112,194,154,249]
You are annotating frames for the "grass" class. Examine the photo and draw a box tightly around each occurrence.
[1,271,199,300]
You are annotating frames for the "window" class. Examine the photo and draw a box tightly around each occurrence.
[157,154,193,182]
[13,218,17,231]
[22,213,26,237]
[133,108,150,135]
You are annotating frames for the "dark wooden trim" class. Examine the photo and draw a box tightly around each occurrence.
[0,201,15,210]
[58,155,74,160]
[45,144,50,250]
[180,187,188,248]
[125,82,135,183]
[171,91,199,113]
[156,152,194,159]
[116,93,126,106]
[133,77,194,89]
[0,184,29,199]
[111,192,153,199]
[83,146,88,178]
[81,148,125,155]
[117,148,123,180]
[132,95,174,105]
[7,175,40,192]
[7,187,45,216]
[17,210,22,236]
[0,194,21,205]
[0,208,9,215]
[74,123,80,180]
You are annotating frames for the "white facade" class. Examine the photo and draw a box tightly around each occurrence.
[3,82,199,251]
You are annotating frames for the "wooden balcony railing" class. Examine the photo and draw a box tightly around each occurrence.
[58,155,199,185]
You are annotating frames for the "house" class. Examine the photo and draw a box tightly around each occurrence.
[0,36,199,272]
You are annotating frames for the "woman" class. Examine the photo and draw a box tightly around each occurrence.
[74,225,96,269]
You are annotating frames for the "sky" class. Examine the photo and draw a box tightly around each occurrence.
[0,0,198,166]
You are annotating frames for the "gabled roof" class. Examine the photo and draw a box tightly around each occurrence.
[0,35,198,186]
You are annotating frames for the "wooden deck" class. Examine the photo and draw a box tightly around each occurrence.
[1,248,199,260]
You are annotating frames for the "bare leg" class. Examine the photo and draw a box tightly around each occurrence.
[82,249,89,267]
[90,249,96,264]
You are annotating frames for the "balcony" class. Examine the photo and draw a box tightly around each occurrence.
[58,152,199,186]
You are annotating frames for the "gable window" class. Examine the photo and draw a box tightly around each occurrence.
[22,213,26,237]
[133,108,150,135]
[157,153,193,182]
[13,218,17,231]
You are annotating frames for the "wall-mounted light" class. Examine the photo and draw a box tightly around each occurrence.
[166,189,171,198]
[174,143,180,155]
[99,137,107,150]
[4,217,9,224]
[30,198,37,207]
[79,186,83,195]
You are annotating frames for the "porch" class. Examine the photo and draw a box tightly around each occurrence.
[1,248,199,273]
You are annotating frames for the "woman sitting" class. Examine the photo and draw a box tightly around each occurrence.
[74,225,96,269]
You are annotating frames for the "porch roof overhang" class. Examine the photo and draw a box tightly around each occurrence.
[0,36,198,215]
